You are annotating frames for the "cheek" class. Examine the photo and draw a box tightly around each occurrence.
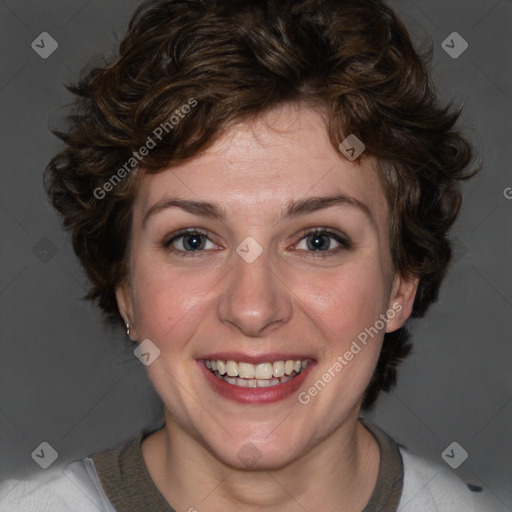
[292,264,390,416]
[130,259,213,346]
[292,261,390,344]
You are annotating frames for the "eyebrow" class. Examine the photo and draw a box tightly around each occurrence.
[142,193,374,227]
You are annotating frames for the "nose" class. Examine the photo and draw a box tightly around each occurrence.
[216,246,293,337]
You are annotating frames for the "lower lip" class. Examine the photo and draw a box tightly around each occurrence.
[198,360,315,404]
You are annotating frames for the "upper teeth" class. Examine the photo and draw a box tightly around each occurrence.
[205,359,309,379]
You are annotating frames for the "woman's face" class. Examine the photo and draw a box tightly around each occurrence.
[117,104,417,469]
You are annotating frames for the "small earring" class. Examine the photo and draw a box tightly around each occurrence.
[126,323,130,336]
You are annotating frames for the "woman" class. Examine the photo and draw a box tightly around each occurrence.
[0,0,504,510]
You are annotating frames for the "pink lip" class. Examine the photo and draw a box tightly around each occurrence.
[197,359,316,404]
[199,352,315,365]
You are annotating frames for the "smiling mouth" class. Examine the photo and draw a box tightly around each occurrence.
[204,359,311,388]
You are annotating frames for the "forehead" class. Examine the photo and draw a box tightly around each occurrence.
[134,105,388,227]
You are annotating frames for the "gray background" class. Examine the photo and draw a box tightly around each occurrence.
[0,0,511,509]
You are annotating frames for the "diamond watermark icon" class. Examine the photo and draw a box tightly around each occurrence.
[134,339,161,366]
[441,441,468,469]
[31,32,58,59]
[31,442,58,469]
[236,236,263,263]
[441,32,468,59]
[32,237,58,263]
[237,442,262,468]
[338,134,365,161]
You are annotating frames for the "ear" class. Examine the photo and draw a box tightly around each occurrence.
[115,281,138,341]
[385,273,419,333]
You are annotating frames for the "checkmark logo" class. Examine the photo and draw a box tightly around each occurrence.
[31,32,58,59]
[236,236,263,263]
[31,442,58,469]
[134,339,161,366]
[441,32,468,59]
[338,134,365,161]
[32,237,58,263]
[237,442,263,468]
[441,441,468,469]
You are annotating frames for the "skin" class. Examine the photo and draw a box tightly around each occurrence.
[116,104,418,512]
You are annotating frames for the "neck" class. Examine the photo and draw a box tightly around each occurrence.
[142,408,380,512]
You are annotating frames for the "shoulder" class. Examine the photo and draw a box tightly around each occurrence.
[398,446,507,512]
[0,458,114,512]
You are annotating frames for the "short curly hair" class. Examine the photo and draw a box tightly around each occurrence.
[45,0,478,410]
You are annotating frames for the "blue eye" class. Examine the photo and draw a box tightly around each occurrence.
[294,228,351,257]
[163,227,351,258]
[163,229,215,256]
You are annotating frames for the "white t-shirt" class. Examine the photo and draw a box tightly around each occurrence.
[0,422,507,512]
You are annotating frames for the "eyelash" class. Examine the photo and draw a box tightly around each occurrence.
[162,227,351,259]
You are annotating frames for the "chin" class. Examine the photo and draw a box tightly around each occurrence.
[205,432,308,472]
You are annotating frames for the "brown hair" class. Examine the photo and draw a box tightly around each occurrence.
[44,0,478,410]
